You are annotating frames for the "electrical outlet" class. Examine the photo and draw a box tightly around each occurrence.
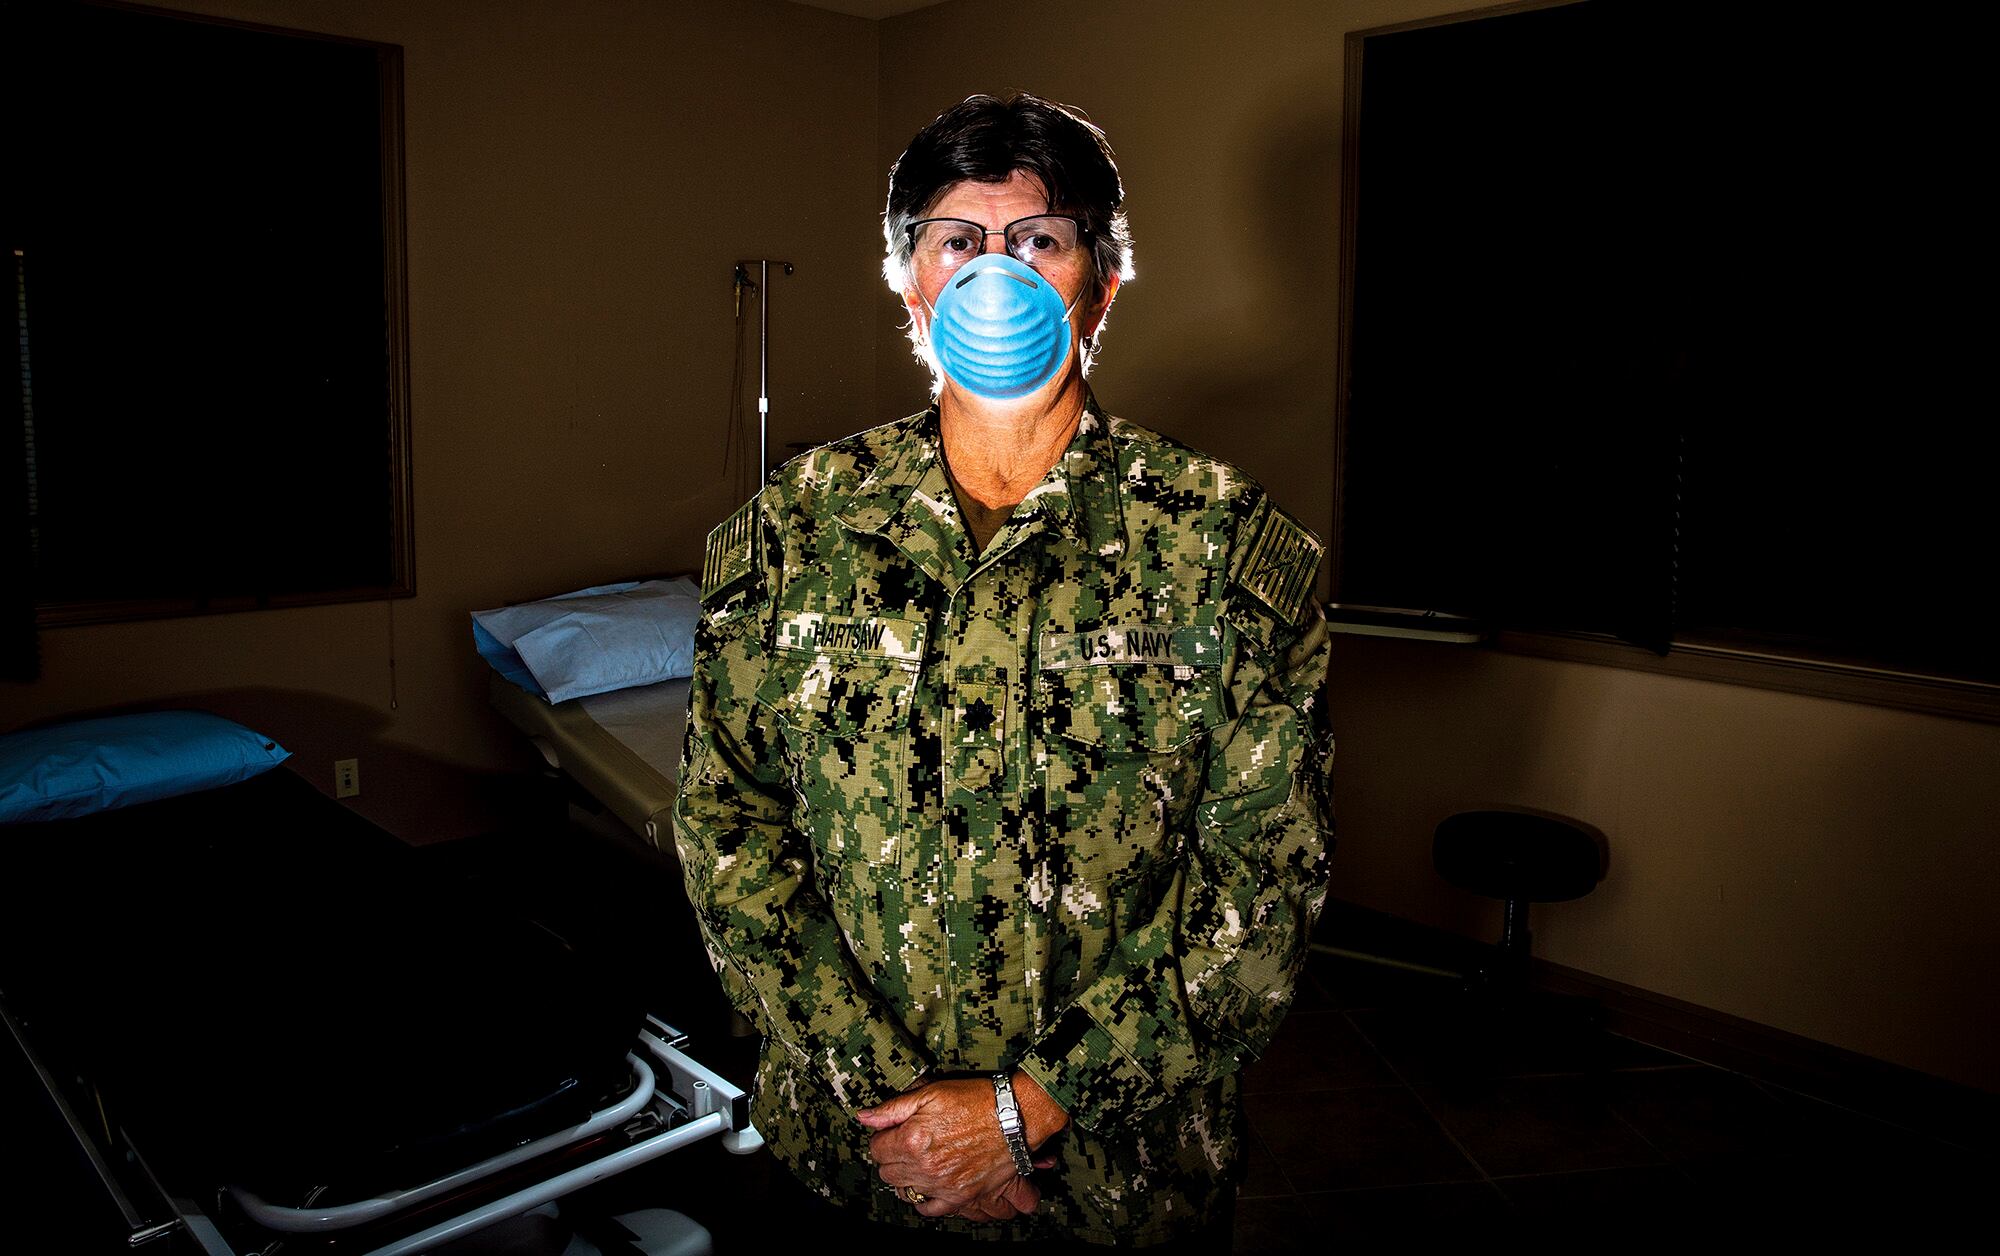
[334,758,361,799]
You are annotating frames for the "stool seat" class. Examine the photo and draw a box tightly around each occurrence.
[1433,810,1606,1002]
[1313,810,1610,1095]
[1434,810,1602,903]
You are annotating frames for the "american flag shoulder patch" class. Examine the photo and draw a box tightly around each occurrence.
[1234,500,1323,624]
[701,494,759,604]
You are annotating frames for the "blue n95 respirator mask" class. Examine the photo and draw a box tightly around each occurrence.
[920,253,1084,400]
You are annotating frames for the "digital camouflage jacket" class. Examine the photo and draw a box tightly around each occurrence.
[672,398,1334,1246]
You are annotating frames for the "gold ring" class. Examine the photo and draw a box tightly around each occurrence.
[902,1185,928,1204]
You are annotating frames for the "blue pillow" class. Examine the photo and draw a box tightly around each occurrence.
[472,581,641,694]
[0,710,292,824]
[471,578,700,704]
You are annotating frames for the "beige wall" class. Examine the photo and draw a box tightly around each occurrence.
[11,0,882,837]
[877,0,1371,535]
[874,0,2000,1094]
[12,0,1995,1094]
[1332,636,2000,1093]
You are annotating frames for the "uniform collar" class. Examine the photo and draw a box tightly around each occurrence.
[834,393,1127,589]
[1017,392,1127,561]
[836,410,968,591]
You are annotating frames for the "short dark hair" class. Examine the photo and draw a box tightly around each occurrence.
[882,92,1135,297]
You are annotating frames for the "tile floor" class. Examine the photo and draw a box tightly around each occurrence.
[1227,939,1989,1246]
[14,812,1982,1251]
[466,819,1994,1247]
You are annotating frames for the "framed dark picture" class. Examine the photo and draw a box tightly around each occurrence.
[6,0,412,627]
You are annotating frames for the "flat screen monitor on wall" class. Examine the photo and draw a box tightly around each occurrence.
[5,0,411,629]
[1337,0,1992,691]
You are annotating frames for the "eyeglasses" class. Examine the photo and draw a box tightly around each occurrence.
[906,214,1090,277]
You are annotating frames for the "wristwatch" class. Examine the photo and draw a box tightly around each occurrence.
[990,1072,1036,1176]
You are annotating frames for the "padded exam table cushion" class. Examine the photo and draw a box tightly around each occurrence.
[0,768,646,1196]
[489,673,690,845]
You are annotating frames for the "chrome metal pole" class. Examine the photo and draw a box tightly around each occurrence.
[736,259,792,485]
[758,259,768,481]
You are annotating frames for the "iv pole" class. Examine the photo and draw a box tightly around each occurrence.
[734,259,793,487]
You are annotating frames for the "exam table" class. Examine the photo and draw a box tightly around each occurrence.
[0,748,754,1255]
[472,578,697,853]
[488,674,690,852]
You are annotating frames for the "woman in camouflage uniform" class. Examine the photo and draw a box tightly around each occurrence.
[675,93,1333,1250]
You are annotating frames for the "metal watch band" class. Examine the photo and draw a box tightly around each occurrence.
[990,1072,1035,1176]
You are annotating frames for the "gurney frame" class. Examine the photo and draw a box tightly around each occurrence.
[5,999,759,1255]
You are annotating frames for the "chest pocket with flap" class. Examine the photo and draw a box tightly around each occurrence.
[1037,662,1224,891]
[757,652,915,868]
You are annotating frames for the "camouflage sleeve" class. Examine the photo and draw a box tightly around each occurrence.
[1018,497,1335,1132]
[671,494,932,1107]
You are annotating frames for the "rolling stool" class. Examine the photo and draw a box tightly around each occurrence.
[1313,810,1609,1093]
[1314,810,1606,994]
[1434,809,1605,1001]
[1429,810,1609,1088]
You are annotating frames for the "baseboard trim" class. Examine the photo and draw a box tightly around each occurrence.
[1531,957,1996,1152]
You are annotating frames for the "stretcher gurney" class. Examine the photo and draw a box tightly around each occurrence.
[0,767,757,1254]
